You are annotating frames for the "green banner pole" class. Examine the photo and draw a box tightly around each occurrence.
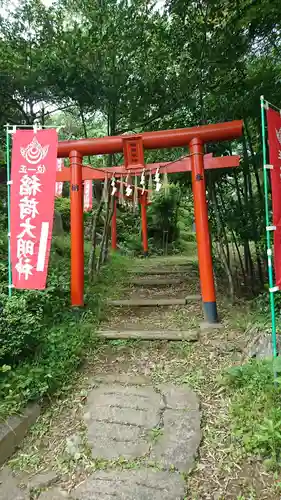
[6,125,12,297]
[260,96,277,358]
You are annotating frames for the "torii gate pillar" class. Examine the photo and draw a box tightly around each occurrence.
[70,150,84,307]
[190,138,217,322]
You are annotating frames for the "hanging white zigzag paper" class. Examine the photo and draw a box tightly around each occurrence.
[155,167,162,192]
[111,176,117,196]
[125,175,133,197]
[140,169,146,195]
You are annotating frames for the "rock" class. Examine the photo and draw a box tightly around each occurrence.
[245,333,281,359]
[38,487,69,499]
[72,469,186,500]
[27,471,59,490]
[65,434,82,459]
[0,467,27,500]
[158,384,199,410]
[150,387,201,473]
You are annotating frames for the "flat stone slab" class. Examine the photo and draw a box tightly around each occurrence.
[38,488,68,499]
[91,374,151,386]
[84,383,200,472]
[98,329,198,341]
[72,469,186,500]
[0,467,27,500]
[107,297,187,306]
[107,296,200,307]
[84,384,161,460]
[129,268,191,275]
[27,470,59,490]
[130,277,184,286]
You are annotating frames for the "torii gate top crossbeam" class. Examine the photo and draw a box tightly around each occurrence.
[57,120,243,158]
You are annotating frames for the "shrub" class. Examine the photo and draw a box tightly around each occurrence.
[0,293,44,364]
[147,184,181,247]
[222,360,281,469]
[55,197,71,231]
[0,236,71,366]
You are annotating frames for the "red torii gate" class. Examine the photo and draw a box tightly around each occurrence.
[57,120,243,323]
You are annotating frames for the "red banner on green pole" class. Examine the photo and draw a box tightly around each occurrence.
[10,129,58,289]
[267,107,281,286]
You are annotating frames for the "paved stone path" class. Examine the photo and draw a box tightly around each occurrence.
[1,376,200,499]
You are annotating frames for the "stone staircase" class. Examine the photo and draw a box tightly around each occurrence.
[99,258,202,341]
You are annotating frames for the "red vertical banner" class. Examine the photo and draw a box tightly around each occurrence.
[10,129,58,289]
[55,158,63,197]
[267,107,281,286]
[83,179,93,212]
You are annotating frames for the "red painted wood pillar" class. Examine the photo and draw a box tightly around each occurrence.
[69,150,84,306]
[190,138,218,323]
[141,195,148,257]
[111,197,117,251]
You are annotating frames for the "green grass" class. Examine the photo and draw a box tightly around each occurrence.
[222,359,281,470]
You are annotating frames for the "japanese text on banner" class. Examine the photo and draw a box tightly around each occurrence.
[10,130,58,289]
[266,107,281,286]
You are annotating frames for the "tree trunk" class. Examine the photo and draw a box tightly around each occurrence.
[96,191,111,273]
[210,179,234,301]
[88,198,103,281]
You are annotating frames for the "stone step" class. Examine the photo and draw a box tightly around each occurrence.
[107,295,200,307]
[129,268,193,276]
[98,329,198,341]
[130,277,184,287]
